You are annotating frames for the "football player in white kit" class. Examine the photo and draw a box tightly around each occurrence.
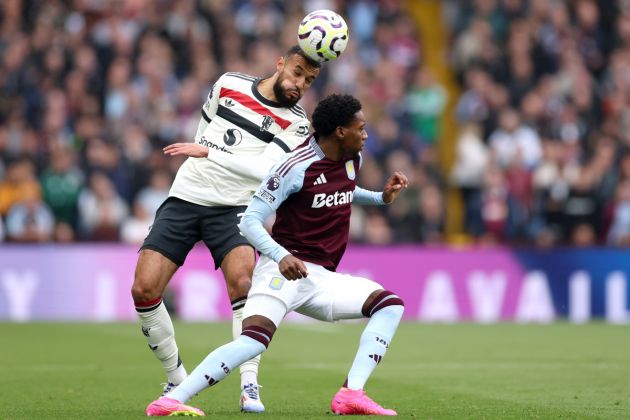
[131,45,320,413]
[146,94,408,416]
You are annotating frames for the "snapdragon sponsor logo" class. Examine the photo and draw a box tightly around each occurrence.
[199,136,233,154]
[311,190,354,208]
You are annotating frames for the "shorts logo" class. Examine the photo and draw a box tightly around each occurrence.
[269,277,285,290]
[345,160,356,180]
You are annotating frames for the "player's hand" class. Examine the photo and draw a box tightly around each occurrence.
[163,143,209,158]
[279,255,309,280]
[382,171,409,203]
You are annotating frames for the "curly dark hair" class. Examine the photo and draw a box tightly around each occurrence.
[286,45,321,69]
[311,94,362,136]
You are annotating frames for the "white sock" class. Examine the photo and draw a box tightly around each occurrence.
[233,302,261,388]
[136,299,187,384]
[346,305,404,390]
[168,335,266,403]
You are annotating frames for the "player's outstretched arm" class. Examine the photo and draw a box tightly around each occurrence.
[163,141,289,182]
[382,171,409,204]
[163,143,208,158]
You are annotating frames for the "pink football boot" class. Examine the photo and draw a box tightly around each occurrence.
[146,396,205,417]
[331,387,397,416]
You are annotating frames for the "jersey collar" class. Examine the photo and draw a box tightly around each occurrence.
[309,135,326,159]
[252,78,283,108]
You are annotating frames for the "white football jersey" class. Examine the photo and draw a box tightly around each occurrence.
[169,72,311,206]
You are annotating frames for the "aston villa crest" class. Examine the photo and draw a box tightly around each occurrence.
[345,160,356,180]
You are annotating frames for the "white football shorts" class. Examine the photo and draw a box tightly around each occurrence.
[243,255,383,327]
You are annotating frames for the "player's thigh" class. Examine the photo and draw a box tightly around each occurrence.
[297,268,383,321]
[330,274,383,320]
[133,249,179,298]
[200,205,252,270]
[244,256,302,322]
[140,197,202,267]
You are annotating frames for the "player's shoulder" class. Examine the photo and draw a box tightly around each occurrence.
[222,71,257,83]
[275,137,323,178]
[287,103,307,120]
[213,72,257,90]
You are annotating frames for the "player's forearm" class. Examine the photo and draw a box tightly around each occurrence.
[238,198,291,263]
[353,187,386,205]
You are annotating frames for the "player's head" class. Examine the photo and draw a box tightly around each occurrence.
[312,94,366,155]
[273,45,321,107]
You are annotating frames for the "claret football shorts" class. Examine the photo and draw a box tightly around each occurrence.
[243,255,383,327]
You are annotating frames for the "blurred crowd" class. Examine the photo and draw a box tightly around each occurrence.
[0,0,431,245]
[445,0,630,247]
[1,0,629,248]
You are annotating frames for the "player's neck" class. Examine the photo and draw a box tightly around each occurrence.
[256,77,278,103]
[317,137,344,161]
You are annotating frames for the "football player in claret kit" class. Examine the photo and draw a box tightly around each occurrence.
[146,94,408,417]
[131,45,320,413]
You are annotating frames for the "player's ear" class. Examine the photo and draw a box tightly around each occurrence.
[276,56,286,72]
[336,126,345,138]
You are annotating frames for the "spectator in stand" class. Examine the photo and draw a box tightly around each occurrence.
[78,172,129,241]
[406,67,448,146]
[40,146,84,235]
[607,180,630,245]
[488,108,542,170]
[0,158,42,218]
[120,199,154,245]
[5,192,55,242]
[135,169,172,219]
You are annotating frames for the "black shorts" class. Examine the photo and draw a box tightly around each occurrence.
[141,197,252,269]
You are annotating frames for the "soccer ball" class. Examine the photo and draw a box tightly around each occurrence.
[297,9,349,63]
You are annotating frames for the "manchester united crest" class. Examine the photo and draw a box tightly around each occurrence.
[260,115,273,131]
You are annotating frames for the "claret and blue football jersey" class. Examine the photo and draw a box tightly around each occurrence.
[253,136,382,271]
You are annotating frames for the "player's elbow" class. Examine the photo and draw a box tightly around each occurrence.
[238,214,255,242]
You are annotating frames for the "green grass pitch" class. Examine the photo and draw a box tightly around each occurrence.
[2,322,629,419]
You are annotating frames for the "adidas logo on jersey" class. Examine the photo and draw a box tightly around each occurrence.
[313,173,328,185]
[312,191,354,208]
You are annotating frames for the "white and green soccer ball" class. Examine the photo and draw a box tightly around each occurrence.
[297,9,349,63]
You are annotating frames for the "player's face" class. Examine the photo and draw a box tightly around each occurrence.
[273,54,320,107]
[340,111,368,156]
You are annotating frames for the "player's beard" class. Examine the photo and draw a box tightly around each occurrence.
[273,78,300,107]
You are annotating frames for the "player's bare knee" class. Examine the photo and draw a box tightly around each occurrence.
[131,272,162,302]
[227,275,252,300]
[241,315,276,350]
[362,290,405,318]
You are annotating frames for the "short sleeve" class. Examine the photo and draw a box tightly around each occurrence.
[271,117,310,153]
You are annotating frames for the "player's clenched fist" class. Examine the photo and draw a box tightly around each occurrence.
[382,171,409,204]
[279,255,309,280]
